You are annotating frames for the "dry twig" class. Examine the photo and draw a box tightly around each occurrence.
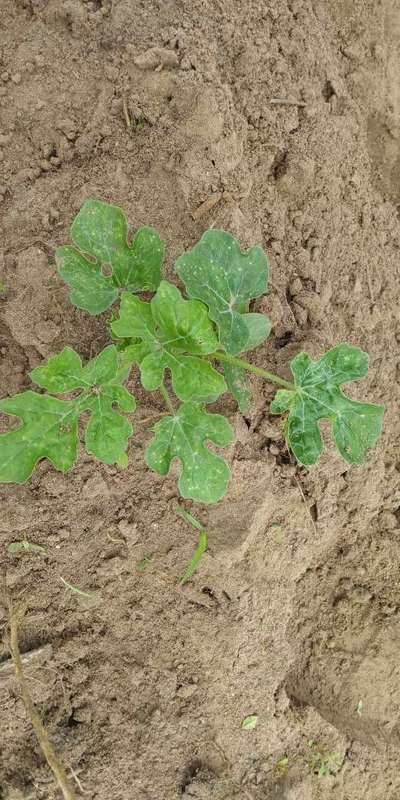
[5,591,77,800]
[191,192,223,221]
[122,93,131,128]
[270,97,306,107]
[294,477,318,536]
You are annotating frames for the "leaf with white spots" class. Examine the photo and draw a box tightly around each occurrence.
[176,229,270,355]
[0,392,78,483]
[57,199,164,314]
[0,345,136,482]
[146,402,234,503]
[111,281,226,403]
[270,344,385,466]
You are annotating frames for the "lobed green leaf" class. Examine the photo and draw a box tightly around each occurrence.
[0,392,78,483]
[146,402,234,503]
[112,281,226,403]
[83,396,134,465]
[176,229,270,355]
[0,345,136,482]
[271,343,385,466]
[31,346,88,393]
[57,199,164,314]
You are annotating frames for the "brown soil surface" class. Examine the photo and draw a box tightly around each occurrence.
[1,1,399,798]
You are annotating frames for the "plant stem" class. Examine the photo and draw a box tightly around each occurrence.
[7,595,77,800]
[207,351,294,390]
[160,382,176,414]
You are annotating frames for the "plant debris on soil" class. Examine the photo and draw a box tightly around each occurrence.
[0,1,399,799]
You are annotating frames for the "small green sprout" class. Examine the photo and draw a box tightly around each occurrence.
[0,279,8,295]
[60,576,97,599]
[356,699,363,716]
[241,714,258,731]
[137,554,153,573]
[276,756,289,775]
[176,505,208,585]
[270,522,284,544]
[7,539,46,555]
[0,200,385,502]
[308,740,340,778]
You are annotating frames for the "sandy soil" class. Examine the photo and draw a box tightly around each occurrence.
[0,1,399,798]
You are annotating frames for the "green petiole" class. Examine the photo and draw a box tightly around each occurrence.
[176,505,205,531]
[206,351,295,390]
[159,382,176,415]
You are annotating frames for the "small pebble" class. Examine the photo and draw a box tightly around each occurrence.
[310,245,320,263]
[117,520,138,543]
[282,465,296,477]
[41,212,52,231]
[133,46,179,70]
[39,159,52,171]
[1,71,9,82]
[49,206,60,222]
[35,320,60,343]
[14,168,35,184]
[12,73,22,85]
[381,603,397,616]
[41,142,54,158]
[342,44,363,61]
[351,586,372,604]
[35,54,45,67]
[290,277,303,296]
[176,684,197,699]
[56,117,77,140]
[110,98,122,115]
[73,706,92,724]
[306,236,319,251]
[303,104,318,119]
[319,280,333,307]
[293,302,308,326]
[373,44,385,61]
[292,211,304,229]
[104,64,119,81]
[379,511,398,530]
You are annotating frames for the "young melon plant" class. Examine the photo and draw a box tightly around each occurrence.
[0,200,384,503]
